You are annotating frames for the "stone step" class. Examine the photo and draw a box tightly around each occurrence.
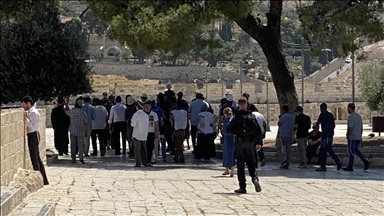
[1,186,23,216]
[215,144,384,153]
[10,203,55,216]
[215,150,384,168]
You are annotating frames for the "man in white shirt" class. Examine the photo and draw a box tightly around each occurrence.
[21,96,49,185]
[170,103,188,163]
[143,101,159,165]
[249,104,267,167]
[131,102,150,167]
[91,98,108,156]
[109,96,127,155]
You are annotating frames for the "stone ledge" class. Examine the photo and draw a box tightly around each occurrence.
[0,186,23,216]
[10,203,56,216]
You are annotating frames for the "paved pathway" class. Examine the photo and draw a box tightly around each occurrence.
[20,152,384,216]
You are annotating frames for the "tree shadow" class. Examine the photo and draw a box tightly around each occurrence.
[47,151,384,182]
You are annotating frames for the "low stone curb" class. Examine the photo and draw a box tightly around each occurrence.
[10,203,55,216]
[0,186,23,216]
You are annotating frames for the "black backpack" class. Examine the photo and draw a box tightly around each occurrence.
[235,111,258,136]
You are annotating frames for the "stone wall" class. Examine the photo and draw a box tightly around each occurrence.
[1,108,46,186]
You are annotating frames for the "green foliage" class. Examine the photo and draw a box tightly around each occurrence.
[298,1,384,55]
[360,61,384,112]
[86,0,253,55]
[0,1,92,104]
[0,0,53,19]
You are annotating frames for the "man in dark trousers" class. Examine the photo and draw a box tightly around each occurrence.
[21,96,49,185]
[227,97,262,194]
[294,106,311,168]
[51,96,70,155]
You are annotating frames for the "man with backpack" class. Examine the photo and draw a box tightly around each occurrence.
[226,97,263,194]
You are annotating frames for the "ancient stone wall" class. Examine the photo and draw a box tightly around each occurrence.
[1,109,46,186]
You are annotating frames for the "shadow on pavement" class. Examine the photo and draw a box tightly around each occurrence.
[48,151,384,182]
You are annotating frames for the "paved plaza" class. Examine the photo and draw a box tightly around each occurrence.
[20,152,384,215]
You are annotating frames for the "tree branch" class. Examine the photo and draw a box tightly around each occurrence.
[79,6,89,19]
[235,13,265,42]
[267,0,283,37]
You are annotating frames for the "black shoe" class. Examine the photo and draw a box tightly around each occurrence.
[163,159,167,162]
[234,188,247,194]
[101,150,106,156]
[337,163,342,171]
[90,153,97,156]
[58,153,63,156]
[134,165,141,167]
[84,154,90,157]
[307,160,313,165]
[280,161,287,169]
[342,167,354,171]
[64,153,69,155]
[174,159,180,163]
[115,153,122,155]
[44,182,49,186]
[252,179,262,193]
[180,160,185,164]
[144,164,153,167]
[316,167,326,172]
[364,161,371,171]
[71,161,76,164]
[80,160,85,164]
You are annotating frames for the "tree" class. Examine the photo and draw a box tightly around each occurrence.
[0,1,92,104]
[86,0,384,110]
[360,61,384,112]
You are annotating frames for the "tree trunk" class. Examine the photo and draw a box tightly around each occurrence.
[235,8,299,112]
[256,30,299,111]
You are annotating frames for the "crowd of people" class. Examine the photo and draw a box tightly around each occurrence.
[45,83,372,194]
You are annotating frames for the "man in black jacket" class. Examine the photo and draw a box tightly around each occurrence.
[227,97,262,194]
[51,96,70,155]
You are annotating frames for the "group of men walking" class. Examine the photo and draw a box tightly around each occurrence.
[277,102,371,172]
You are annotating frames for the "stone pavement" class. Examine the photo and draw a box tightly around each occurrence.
[18,152,384,216]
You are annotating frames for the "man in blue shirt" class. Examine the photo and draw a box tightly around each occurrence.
[188,93,207,154]
[81,95,95,157]
[150,100,163,163]
[277,105,295,169]
[316,103,342,171]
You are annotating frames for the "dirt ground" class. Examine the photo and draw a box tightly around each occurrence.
[263,137,384,147]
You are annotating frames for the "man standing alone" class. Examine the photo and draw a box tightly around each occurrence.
[294,106,311,168]
[21,96,49,185]
[227,97,262,194]
[343,103,370,171]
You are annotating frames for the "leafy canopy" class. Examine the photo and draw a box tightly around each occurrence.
[86,0,253,54]
[298,1,384,54]
[360,61,384,112]
[0,1,92,104]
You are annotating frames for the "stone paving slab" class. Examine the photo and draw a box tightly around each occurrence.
[16,152,384,216]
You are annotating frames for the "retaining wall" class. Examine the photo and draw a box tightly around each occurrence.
[1,109,46,186]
